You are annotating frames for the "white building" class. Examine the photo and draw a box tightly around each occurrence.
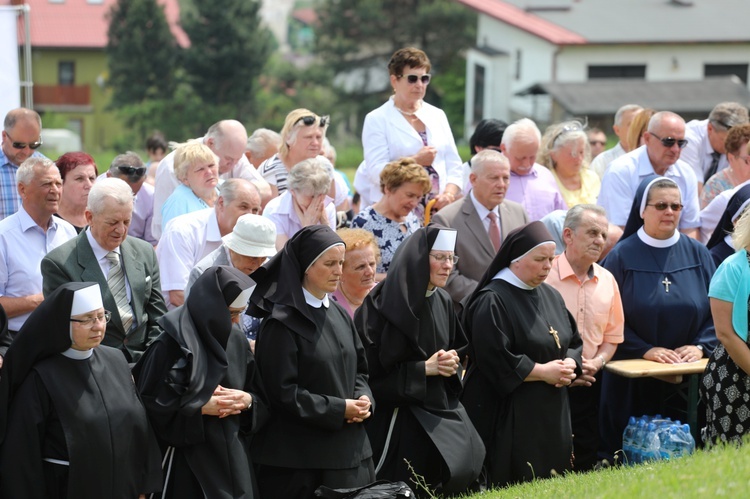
[456,0,750,134]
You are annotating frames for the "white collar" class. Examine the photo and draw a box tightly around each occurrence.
[86,228,120,261]
[470,189,498,220]
[61,348,93,360]
[425,288,436,297]
[637,226,680,248]
[302,287,329,308]
[493,267,534,290]
[724,233,734,248]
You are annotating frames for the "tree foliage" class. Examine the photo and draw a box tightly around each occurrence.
[106,0,178,108]
[180,0,274,124]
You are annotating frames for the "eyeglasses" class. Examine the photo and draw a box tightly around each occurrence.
[398,74,431,85]
[70,311,112,328]
[5,131,43,150]
[646,202,683,212]
[650,133,688,149]
[117,165,147,177]
[295,115,329,128]
[429,253,459,264]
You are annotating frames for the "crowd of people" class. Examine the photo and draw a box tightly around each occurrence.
[1,45,750,497]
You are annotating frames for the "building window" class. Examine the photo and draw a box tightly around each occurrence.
[588,65,646,79]
[705,64,748,84]
[59,61,75,86]
[473,64,485,124]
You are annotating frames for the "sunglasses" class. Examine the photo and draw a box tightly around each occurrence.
[117,165,147,177]
[398,74,431,85]
[650,133,688,149]
[295,115,329,128]
[646,202,683,212]
[5,131,43,150]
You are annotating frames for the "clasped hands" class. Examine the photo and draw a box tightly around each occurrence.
[425,349,461,377]
[541,358,578,388]
[201,385,252,418]
[345,395,372,424]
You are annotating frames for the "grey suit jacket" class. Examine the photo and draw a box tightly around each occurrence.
[433,195,528,306]
[41,230,168,362]
[184,244,231,298]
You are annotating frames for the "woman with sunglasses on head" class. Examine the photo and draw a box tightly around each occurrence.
[54,152,98,232]
[356,47,463,219]
[0,282,162,498]
[538,120,599,208]
[599,175,717,461]
[258,108,349,211]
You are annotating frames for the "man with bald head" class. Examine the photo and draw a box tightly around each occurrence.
[1,108,45,220]
[599,111,700,237]
[433,149,528,306]
[152,120,271,238]
[500,118,566,221]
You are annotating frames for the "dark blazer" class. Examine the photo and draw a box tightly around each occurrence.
[433,195,528,306]
[41,230,167,362]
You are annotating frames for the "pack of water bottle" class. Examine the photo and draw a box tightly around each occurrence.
[621,414,695,465]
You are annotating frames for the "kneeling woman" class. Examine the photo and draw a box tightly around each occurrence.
[355,225,485,496]
[0,283,162,498]
[249,225,375,498]
[134,266,267,499]
[461,222,582,488]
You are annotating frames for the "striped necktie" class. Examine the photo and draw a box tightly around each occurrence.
[106,251,133,332]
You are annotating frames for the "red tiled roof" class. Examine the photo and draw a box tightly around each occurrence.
[19,0,188,49]
[292,8,317,26]
[455,0,587,45]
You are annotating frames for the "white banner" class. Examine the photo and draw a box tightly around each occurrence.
[0,7,21,120]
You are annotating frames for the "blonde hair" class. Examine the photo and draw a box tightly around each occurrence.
[173,141,218,181]
[379,157,431,195]
[625,108,656,152]
[337,228,381,263]
[732,204,750,251]
[279,108,329,160]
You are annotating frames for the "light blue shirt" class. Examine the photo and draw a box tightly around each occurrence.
[0,149,45,221]
[0,205,77,330]
[598,145,700,229]
[160,183,211,231]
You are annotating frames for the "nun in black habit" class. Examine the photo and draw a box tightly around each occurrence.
[248,225,375,499]
[133,266,268,499]
[706,184,750,266]
[460,221,583,488]
[0,282,162,498]
[354,224,485,497]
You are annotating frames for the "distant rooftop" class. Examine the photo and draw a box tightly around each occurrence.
[517,77,750,115]
[456,0,750,45]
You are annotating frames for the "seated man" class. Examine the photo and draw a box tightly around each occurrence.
[157,178,261,309]
[433,150,527,306]
[105,151,157,245]
[42,178,167,362]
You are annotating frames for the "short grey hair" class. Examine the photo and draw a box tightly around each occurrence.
[538,120,590,170]
[87,177,133,214]
[709,102,749,131]
[246,128,281,155]
[16,157,56,185]
[564,204,607,232]
[471,149,508,175]
[614,104,643,126]
[501,118,542,147]
[288,158,332,196]
[218,178,260,205]
[108,151,144,175]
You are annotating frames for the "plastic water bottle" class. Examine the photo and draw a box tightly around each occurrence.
[679,424,696,456]
[622,416,637,463]
[641,423,661,462]
[631,419,648,464]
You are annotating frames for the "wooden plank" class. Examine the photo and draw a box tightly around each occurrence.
[605,358,708,379]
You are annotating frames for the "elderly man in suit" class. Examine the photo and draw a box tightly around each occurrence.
[433,149,528,306]
[41,178,167,362]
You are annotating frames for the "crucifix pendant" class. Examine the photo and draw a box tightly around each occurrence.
[549,326,561,349]
[661,276,671,293]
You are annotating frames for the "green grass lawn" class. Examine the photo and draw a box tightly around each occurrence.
[458,443,749,498]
